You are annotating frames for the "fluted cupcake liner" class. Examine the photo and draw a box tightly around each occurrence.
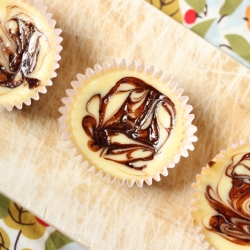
[0,0,63,111]
[192,138,250,250]
[59,59,198,187]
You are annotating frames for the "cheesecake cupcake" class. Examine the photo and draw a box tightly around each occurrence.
[0,0,62,111]
[59,59,197,187]
[192,138,250,250]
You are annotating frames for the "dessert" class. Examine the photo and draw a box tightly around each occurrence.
[0,0,62,111]
[192,138,250,250]
[59,59,197,187]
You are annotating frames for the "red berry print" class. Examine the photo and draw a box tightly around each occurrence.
[35,216,50,227]
[185,9,197,24]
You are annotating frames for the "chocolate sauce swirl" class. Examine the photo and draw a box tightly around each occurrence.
[0,7,44,89]
[82,77,176,170]
[205,152,250,245]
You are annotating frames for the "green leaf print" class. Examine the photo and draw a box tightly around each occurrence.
[185,0,206,13]
[45,231,73,250]
[191,19,215,38]
[225,34,250,64]
[0,193,10,219]
[219,0,243,17]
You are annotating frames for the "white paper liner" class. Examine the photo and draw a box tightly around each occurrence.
[191,137,250,250]
[59,59,198,187]
[0,0,63,112]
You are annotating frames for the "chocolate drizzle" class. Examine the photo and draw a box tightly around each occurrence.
[205,152,250,245]
[82,77,176,170]
[0,10,43,89]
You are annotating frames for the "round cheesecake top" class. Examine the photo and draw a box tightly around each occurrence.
[193,142,250,250]
[67,68,187,183]
[0,0,57,106]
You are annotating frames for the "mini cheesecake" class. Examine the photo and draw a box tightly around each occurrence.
[0,0,61,110]
[60,60,197,186]
[193,140,250,250]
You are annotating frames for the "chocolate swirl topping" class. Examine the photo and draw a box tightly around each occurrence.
[0,7,45,89]
[82,77,176,170]
[205,152,250,245]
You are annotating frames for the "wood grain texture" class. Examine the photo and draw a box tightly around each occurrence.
[1,0,250,249]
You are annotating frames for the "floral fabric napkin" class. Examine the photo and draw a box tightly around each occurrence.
[1,0,250,249]
[147,0,250,68]
[0,194,86,250]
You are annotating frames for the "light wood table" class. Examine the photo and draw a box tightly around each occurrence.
[1,0,250,249]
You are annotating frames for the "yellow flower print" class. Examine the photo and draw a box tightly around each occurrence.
[0,227,10,250]
[4,202,46,240]
[146,0,182,23]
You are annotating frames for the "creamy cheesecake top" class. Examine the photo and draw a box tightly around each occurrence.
[193,142,250,250]
[0,0,57,107]
[67,68,187,183]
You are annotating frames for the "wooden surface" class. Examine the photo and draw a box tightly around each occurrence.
[1,0,250,249]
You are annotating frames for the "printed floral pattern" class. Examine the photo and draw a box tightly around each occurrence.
[146,0,182,22]
[147,0,250,68]
[0,194,86,250]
